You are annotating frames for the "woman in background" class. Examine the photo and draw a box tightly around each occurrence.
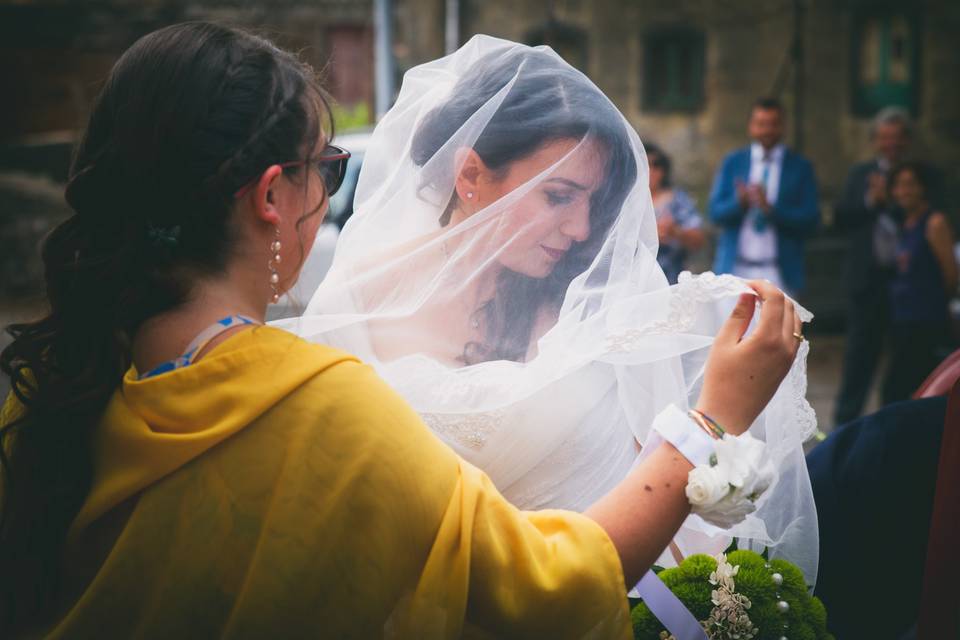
[647,143,706,284]
[883,161,957,403]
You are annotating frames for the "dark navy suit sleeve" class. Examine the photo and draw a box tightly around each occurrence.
[834,162,878,232]
[807,396,946,640]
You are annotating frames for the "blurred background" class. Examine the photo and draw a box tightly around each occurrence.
[1,0,958,433]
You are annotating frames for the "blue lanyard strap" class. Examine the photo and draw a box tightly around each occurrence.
[140,315,260,379]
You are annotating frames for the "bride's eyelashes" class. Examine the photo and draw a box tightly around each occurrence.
[544,190,575,207]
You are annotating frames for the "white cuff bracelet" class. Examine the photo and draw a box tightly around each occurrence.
[650,404,716,468]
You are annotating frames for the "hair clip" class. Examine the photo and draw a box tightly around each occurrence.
[147,224,181,249]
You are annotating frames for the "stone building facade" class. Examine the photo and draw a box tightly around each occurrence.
[396,0,959,217]
[1,0,958,322]
[393,0,959,321]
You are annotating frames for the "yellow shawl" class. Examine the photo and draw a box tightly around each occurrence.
[13,326,629,638]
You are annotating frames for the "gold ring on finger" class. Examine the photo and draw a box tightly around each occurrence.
[792,332,805,342]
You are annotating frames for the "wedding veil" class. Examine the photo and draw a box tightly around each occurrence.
[276,35,819,586]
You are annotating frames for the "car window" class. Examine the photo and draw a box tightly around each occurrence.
[327,153,363,228]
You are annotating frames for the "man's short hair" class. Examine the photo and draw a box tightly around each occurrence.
[751,96,785,114]
[871,106,913,138]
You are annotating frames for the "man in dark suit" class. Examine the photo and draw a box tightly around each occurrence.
[832,107,944,424]
[709,97,820,295]
[807,395,945,639]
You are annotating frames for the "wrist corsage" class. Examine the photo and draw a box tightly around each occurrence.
[686,430,776,528]
[650,406,777,528]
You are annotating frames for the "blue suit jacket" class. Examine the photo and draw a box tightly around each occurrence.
[708,146,820,292]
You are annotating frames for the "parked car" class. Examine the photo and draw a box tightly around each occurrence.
[268,129,371,321]
[324,128,371,231]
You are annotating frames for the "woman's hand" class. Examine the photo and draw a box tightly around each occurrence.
[696,280,802,436]
[587,280,801,584]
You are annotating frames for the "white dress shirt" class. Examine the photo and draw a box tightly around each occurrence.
[734,142,785,287]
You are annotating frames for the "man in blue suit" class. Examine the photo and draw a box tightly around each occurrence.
[709,97,820,294]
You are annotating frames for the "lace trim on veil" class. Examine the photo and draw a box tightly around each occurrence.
[417,272,817,453]
[607,271,813,352]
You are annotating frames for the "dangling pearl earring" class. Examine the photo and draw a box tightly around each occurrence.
[268,226,282,304]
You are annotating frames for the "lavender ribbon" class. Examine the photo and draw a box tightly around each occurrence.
[635,569,709,640]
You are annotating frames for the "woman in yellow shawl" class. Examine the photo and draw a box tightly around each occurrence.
[0,23,802,638]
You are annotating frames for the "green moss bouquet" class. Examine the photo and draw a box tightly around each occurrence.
[631,550,833,640]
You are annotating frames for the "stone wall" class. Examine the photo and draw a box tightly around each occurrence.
[2,0,957,323]
[397,0,960,214]
[390,0,959,323]
[5,0,954,218]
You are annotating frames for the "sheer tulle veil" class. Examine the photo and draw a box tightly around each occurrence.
[275,35,819,585]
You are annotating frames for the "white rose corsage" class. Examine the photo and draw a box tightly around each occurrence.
[686,432,777,528]
[649,405,777,529]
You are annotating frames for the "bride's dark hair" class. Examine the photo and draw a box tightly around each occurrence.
[0,22,330,631]
[411,46,637,364]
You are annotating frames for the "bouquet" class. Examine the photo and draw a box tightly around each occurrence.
[631,550,834,640]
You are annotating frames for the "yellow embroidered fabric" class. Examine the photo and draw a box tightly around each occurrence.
[5,326,629,638]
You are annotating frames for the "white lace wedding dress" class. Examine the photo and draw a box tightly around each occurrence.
[277,35,820,584]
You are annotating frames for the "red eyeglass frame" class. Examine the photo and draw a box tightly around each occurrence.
[233,145,351,199]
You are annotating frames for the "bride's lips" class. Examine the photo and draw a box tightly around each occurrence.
[541,245,567,261]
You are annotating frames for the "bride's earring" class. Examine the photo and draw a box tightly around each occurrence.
[466,192,474,199]
[268,226,282,303]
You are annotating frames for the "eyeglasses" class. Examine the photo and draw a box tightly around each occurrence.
[311,144,351,196]
[234,144,352,199]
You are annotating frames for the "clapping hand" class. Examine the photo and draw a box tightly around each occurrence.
[657,215,677,241]
[735,180,771,214]
[745,184,771,213]
[735,179,750,208]
[866,171,888,208]
[896,250,910,273]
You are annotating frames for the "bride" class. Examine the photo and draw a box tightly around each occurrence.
[278,35,818,584]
